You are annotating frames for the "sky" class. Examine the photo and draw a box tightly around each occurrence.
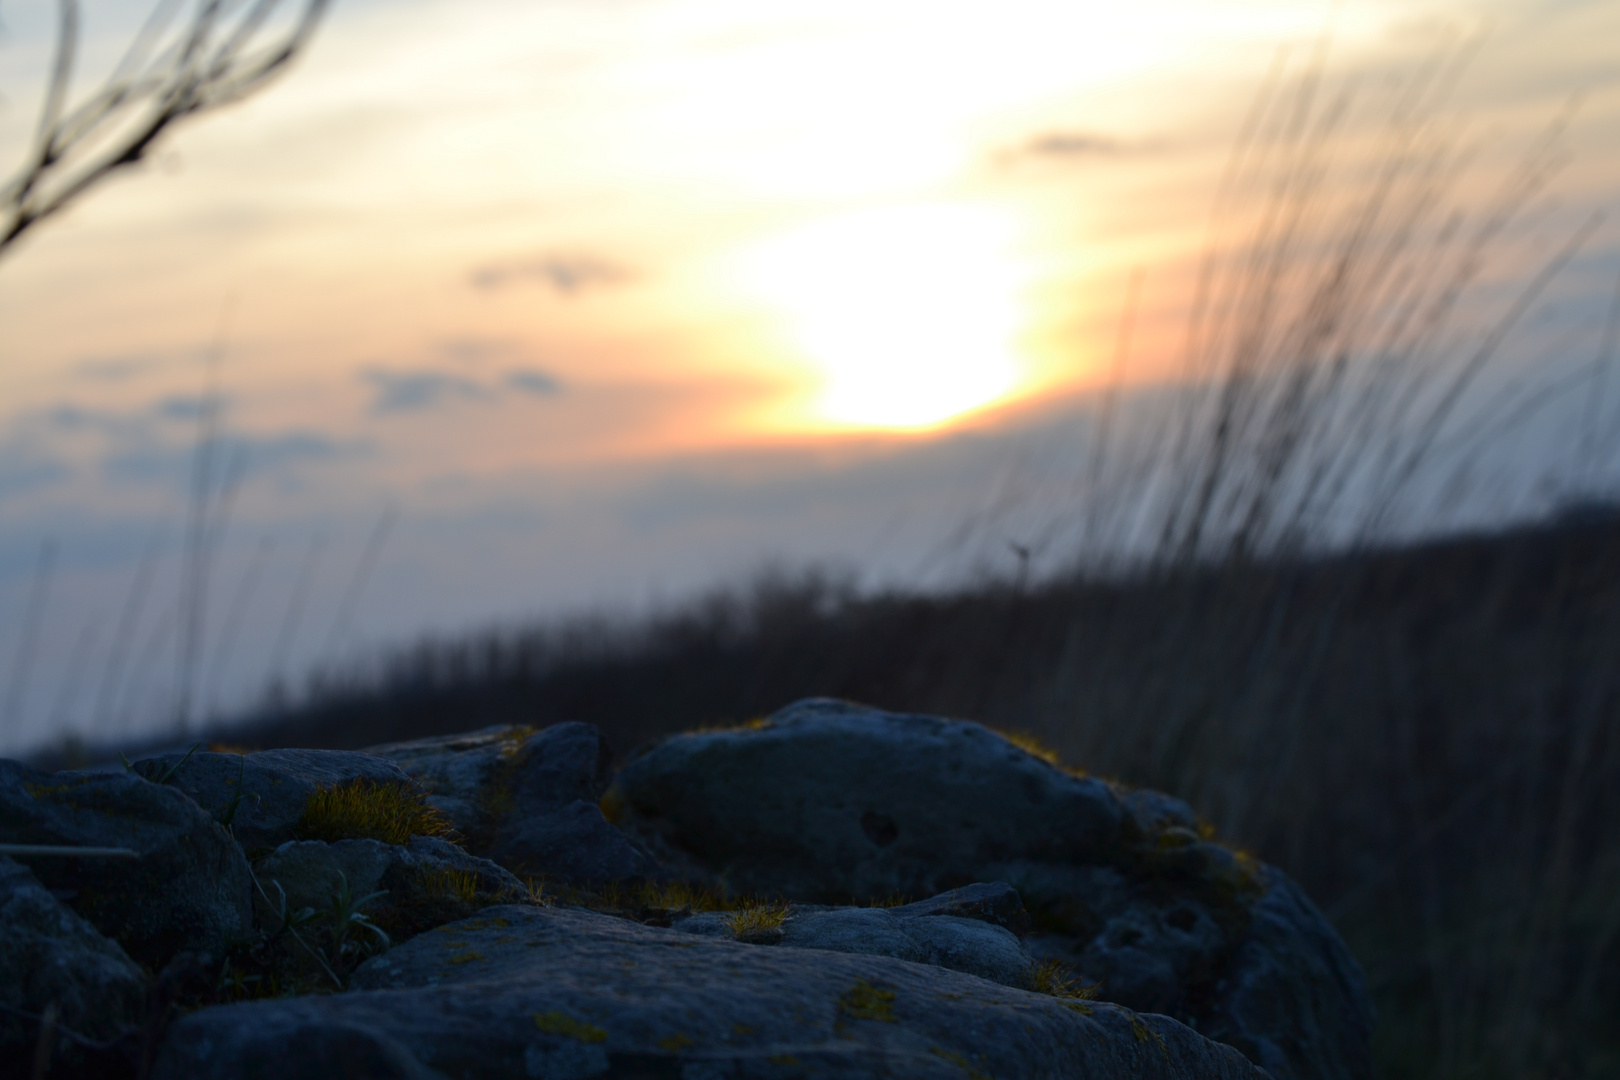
[1,0,1618,753]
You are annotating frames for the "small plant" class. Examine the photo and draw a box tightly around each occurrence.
[321,870,391,967]
[418,868,481,904]
[722,898,789,941]
[1030,958,1100,1002]
[997,729,1063,766]
[294,778,454,845]
[638,880,726,913]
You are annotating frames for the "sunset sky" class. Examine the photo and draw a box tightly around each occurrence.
[1,0,1618,751]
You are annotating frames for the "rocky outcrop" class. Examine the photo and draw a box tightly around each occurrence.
[2,701,1372,1079]
[0,760,251,967]
[129,748,417,852]
[612,698,1374,1080]
[366,722,656,885]
[0,856,147,1077]
[155,903,1267,1080]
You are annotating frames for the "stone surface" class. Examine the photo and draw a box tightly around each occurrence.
[0,856,147,1076]
[131,748,416,852]
[672,888,1036,991]
[888,882,1031,935]
[255,835,528,939]
[612,698,1373,1080]
[613,698,1129,900]
[364,722,609,844]
[1203,870,1376,1080]
[366,722,656,886]
[0,760,252,966]
[154,904,1267,1080]
[483,798,658,886]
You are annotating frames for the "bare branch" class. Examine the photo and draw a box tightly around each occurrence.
[1,0,330,259]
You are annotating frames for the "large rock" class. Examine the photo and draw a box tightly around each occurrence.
[130,748,417,852]
[255,835,528,940]
[612,698,1372,1080]
[0,760,252,966]
[366,722,656,886]
[1,856,148,1077]
[153,903,1266,1080]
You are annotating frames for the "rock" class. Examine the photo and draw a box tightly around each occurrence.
[130,748,417,852]
[672,887,1036,991]
[363,722,609,844]
[612,698,1373,1080]
[254,835,528,940]
[889,881,1032,934]
[483,799,658,886]
[154,904,1267,1080]
[1203,870,1376,1080]
[0,760,252,966]
[1,856,147,1077]
[613,698,1127,901]
[365,722,657,886]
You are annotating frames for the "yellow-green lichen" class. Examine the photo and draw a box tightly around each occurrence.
[930,1047,993,1080]
[838,979,897,1023]
[657,1033,694,1052]
[533,1011,607,1043]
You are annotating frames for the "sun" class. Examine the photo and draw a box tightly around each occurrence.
[739,203,1026,430]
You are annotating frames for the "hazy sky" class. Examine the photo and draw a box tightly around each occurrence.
[1,0,1617,752]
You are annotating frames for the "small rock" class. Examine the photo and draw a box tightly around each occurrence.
[0,760,251,966]
[0,856,147,1077]
[483,799,658,886]
[890,881,1032,934]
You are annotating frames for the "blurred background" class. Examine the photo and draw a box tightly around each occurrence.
[3,1,1620,1075]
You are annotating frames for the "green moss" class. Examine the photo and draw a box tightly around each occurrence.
[838,979,897,1022]
[657,1033,694,1052]
[533,1011,607,1042]
[294,778,453,846]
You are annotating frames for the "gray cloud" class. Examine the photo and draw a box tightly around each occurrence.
[362,366,566,413]
[506,369,563,396]
[363,369,489,414]
[102,431,363,486]
[469,254,633,294]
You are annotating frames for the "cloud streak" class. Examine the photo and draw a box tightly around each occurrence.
[468,254,633,294]
[361,366,566,414]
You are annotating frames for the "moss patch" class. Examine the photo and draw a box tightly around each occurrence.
[838,979,897,1022]
[533,1011,607,1042]
[294,778,453,845]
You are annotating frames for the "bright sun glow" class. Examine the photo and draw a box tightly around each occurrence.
[739,204,1026,429]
